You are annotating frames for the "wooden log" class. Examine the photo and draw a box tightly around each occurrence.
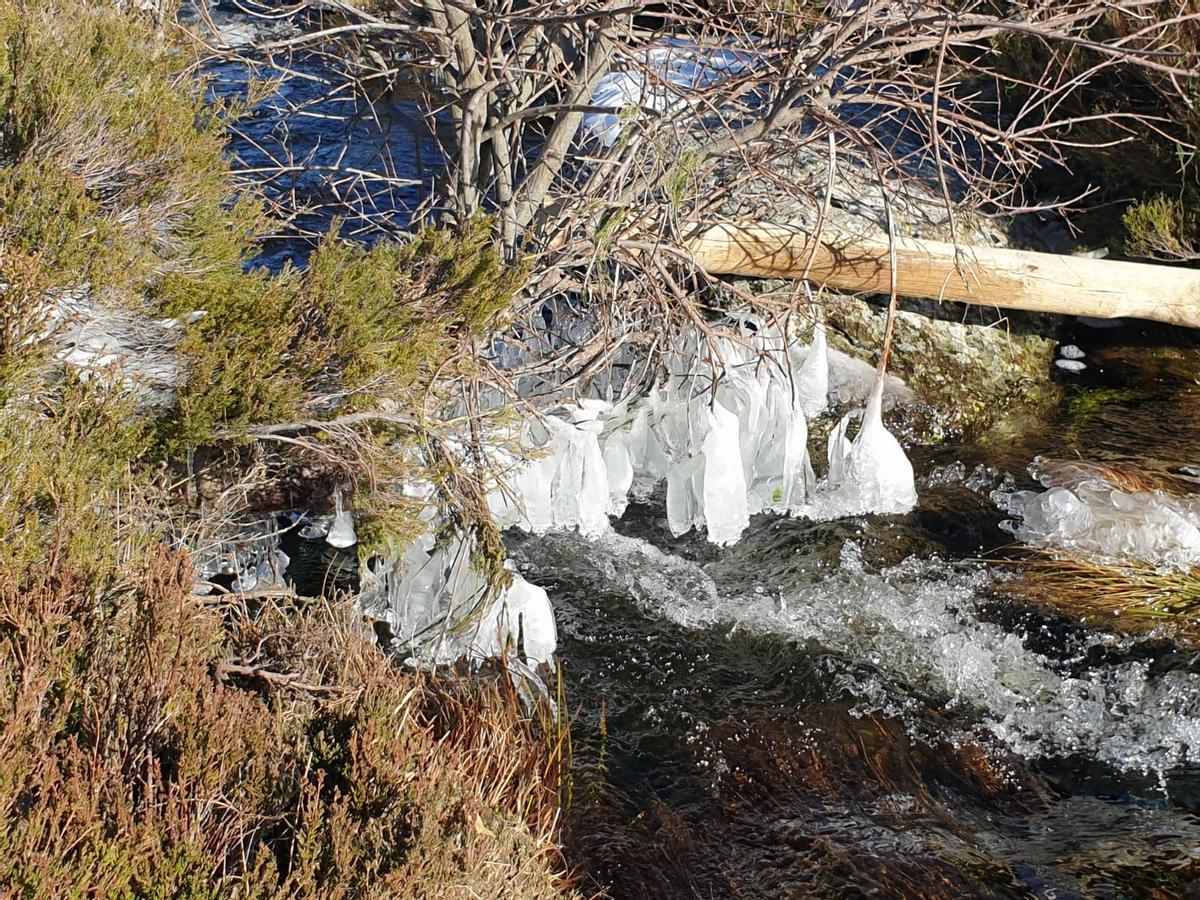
[682,221,1200,328]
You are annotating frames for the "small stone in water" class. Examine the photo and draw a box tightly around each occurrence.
[1055,358,1087,373]
[1058,344,1086,359]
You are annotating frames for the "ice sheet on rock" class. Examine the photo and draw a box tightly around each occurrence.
[48,292,191,407]
[583,40,752,147]
[992,458,1200,570]
[826,347,915,409]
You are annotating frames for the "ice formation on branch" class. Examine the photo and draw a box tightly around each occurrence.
[358,529,557,666]
[488,321,918,545]
[283,320,917,667]
[992,457,1200,571]
[191,515,289,595]
[803,365,918,518]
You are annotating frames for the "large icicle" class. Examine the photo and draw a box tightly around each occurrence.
[700,400,750,545]
[804,361,917,518]
[359,529,558,666]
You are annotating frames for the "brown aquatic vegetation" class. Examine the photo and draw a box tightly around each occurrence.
[1031,457,1200,498]
[998,553,1200,645]
[0,547,575,897]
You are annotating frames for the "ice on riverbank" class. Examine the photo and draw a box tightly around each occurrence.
[359,530,557,666]
[992,457,1200,570]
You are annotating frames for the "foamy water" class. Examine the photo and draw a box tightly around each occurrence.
[515,529,1200,778]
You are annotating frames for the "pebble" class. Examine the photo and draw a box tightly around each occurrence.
[1055,358,1087,373]
[1058,344,1086,360]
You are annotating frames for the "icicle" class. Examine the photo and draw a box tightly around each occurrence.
[545,416,610,537]
[843,368,917,513]
[496,568,557,664]
[602,430,634,516]
[796,321,828,418]
[666,455,703,536]
[780,396,810,507]
[701,400,750,545]
[827,410,856,488]
[326,488,357,548]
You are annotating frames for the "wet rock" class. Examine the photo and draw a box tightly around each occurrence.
[816,296,1059,439]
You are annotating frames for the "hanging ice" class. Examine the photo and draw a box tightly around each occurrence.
[803,362,917,518]
[844,371,918,513]
[602,430,635,517]
[326,489,357,548]
[487,320,917,546]
[359,529,558,666]
[700,400,750,545]
[489,407,615,538]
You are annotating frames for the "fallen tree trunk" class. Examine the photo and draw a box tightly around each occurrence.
[682,222,1200,328]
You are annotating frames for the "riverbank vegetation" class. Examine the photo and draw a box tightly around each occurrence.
[0,1,569,895]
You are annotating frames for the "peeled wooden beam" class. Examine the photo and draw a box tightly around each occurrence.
[683,222,1200,328]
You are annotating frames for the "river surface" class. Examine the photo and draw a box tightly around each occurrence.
[508,324,1200,899]
[201,9,1200,896]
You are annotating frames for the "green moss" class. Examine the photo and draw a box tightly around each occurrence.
[1123,194,1199,261]
[1066,386,1141,423]
[822,294,1059,439]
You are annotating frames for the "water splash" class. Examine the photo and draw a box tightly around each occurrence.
[521,529,1200,778]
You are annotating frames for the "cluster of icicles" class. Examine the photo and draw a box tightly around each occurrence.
[213,323,919,670]
[360,321,918,668]
[488,322,918,547]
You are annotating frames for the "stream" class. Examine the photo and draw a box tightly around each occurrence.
[508,325,1200,897]
[201,8,1200,896]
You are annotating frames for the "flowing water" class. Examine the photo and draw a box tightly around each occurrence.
[198,10,1200,895]
[505,323,1200,898]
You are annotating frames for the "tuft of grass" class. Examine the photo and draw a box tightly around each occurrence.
[1123,194,1200,262]
[998,553,1200,643]
[1031,457,1199,497]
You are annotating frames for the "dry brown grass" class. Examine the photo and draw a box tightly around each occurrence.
[998,553,1200,644]
[0,547,575,898]
[1031,458,1199,497]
